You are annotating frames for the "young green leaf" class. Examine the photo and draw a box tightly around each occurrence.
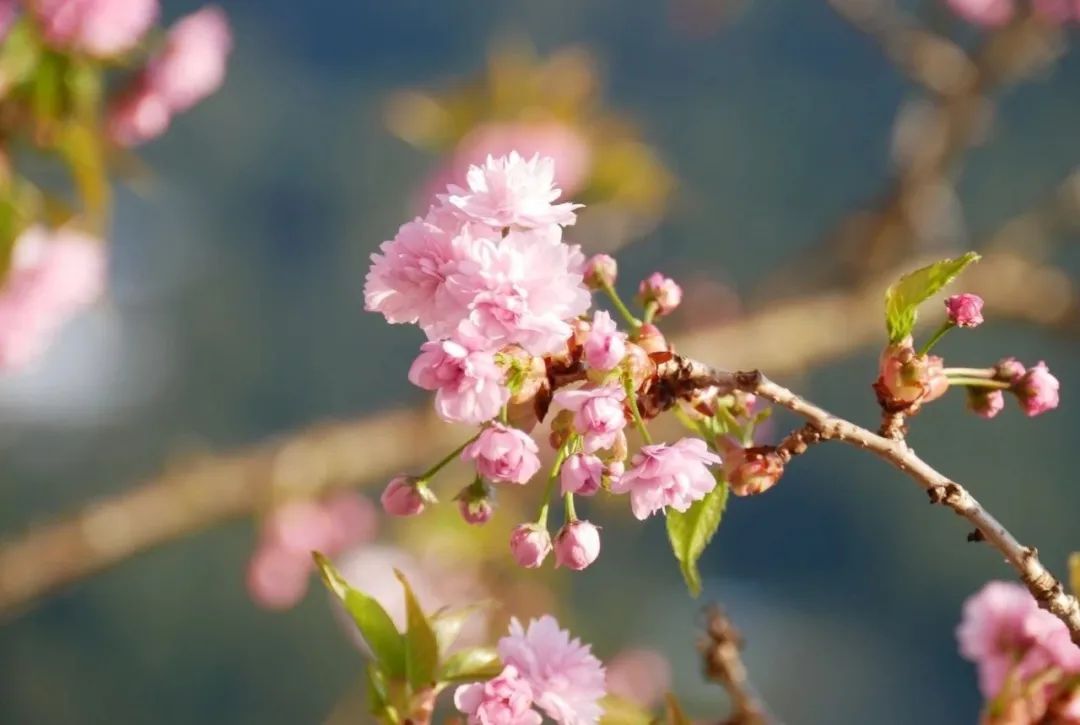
[437,647,503,683]
[430,603,489,656]
[312,552,406,678]
[394,569,440,690]
[666,475,729,597]
[884,252,980,343]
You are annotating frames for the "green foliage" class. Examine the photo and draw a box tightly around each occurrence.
[313,553,407,679]
[437,647,503,683]
[394,569,440,690]
[884,252,980,343]
[666,475,729,597]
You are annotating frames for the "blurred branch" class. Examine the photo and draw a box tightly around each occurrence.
[699,604,771,725]
[0,245,1069,618]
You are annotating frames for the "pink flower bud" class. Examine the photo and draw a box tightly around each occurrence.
[722,443,785,497]
[1014,361,1060,417]
[967,388,1004,420]
[455,479,494,525]
[107,83,172,147]
[995,357,1026,384]
[30,0,159,57]
[462,423,542,485]
[634,322,668,355]
[509,523,552,568]
[561,453,604,496]
[380,475,427,517]
[945,0,1014,27]
[637,272,683,316]
[554,520,601,570]
[146,6,232,113]
[875,339,948,409]
[945,293,984,328]
[583,310,626,371]
[583,253,618,290]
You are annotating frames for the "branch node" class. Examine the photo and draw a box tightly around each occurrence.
[966,529,985,543]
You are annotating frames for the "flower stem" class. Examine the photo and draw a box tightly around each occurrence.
[420,432,482,481]
[944,367,996,379]
[602,281,642,328]
[642,301,658,326]
[537,443,570,528]
[918,321,954,356]
[947,377,1011,390]
[622,372,653,444]
[563,492,578,522]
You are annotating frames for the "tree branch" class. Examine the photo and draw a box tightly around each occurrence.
[699,604,771,725]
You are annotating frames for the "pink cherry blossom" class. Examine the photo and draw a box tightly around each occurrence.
[145,6,232,113]
[380,475,426,516]
[583,310,626,372]
[409,339,509,424]
[498,615,606,724]
[611,437,722,520]
[509,523,552,569]
[246,542,310,611]
[447,226,590,355]
[637,272,683,316]
[30,0,158,56]
[442,152,582,229]
[453,122,592,195]
[553,520,601,571]
[552,384,627,454]
[945,0,1014,26]
[322,491,378,553]
[107,83,172,146]
[454,665,543,725]
[0,225,107,372]
[261,499,336,556]
[561,453,604,496]
[1015,362,1060,417]
[1033,0,1080,21]
[363,212,472,335]
[463,423,542,485]
[945,293,984,328]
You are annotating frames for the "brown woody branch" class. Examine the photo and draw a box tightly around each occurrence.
[699,604,770,725]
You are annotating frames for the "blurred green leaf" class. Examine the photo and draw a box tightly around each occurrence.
[0,21,42,94]
[884,252,980,343]
[437,647,502,683]
[59,122,110,230]
[430,603,487,656]
[666,475,728,597]
[598,695,654,724]
[394,569,439,690]
[312,553,406,679]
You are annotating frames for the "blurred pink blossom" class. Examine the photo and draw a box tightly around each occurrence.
[612,437,722,520]
[454,122,592,195]
[498,616,606,723]
[30,0,158,56]
[0,225,106,372]
[245,542,311,611]
[107,85,172,147]
[442,152,582,230]
[944,0,1014,26]
[146,6,231,112]
[0,0,17,40]
[606,648,672,709]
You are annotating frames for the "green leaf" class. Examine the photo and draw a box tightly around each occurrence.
[365,665,390,717]
[0,21,41,94]
[437,647,503,683]
[884,252,980,343]
[394,569,440,690]
[312,553,406,678]
[666,475,729,597]
[430,603,488,656]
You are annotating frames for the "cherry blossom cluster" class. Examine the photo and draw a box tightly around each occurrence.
[454,616,606,725]
[875,293,1060,420]
[946,0,1080,25]
[365,152,730,571]
[958,581,1080,723]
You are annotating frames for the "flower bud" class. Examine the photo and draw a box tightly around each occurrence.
[995,357,1026,384]
[723,444,784,497]
[967,387,1004,419]
[380,475,428,517]
[584,310,626,371]
[875,338,947,409]
[945,293,984,328]
[561,453,604,496]
[1014,361,1060,417]
[583,253,618,289]
[634,323,668,355]
[637,272,683,316]
[554,520,601,570]
[455,479,494,525]
[509,523,552,568]
[923,354,949,404]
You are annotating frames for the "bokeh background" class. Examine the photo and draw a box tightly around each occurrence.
[2,0,1079,722]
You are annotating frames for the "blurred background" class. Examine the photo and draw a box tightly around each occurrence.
[1,0,1079,722]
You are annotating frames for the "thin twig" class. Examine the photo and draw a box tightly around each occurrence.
[699,604,771,725]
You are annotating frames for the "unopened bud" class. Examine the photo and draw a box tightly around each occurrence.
[553,520,601,570]
[723,444,784,497]
[637,272,683,316]
[623,342,656,390]
[945,293,984,328]
[509,523,552,568]
[634,323,668,355]
[583,254,618,290]
[1014,361,1060,417]
[380,475,430,516]
[455,478,494,525]
[875,338,947,409]
[994,357,1026,384]
[561,453,604,496]
[966,387,1004,419]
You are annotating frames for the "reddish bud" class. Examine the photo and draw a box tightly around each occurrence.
[722,444,784,497]
[995,357,1026,384]
[967,387,1004,419]
[509,523,552,568]
[553,520,601,570]
[637,272,683,316]
[455,479,494,525]
[1014,361,1060,417]
[945,293,984,328]
[380,475,428,517]
[876,338,948,410]
[634,323,668,355]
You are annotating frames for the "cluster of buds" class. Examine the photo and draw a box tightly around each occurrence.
[876,294,1060,420]
[365,152,734,571]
